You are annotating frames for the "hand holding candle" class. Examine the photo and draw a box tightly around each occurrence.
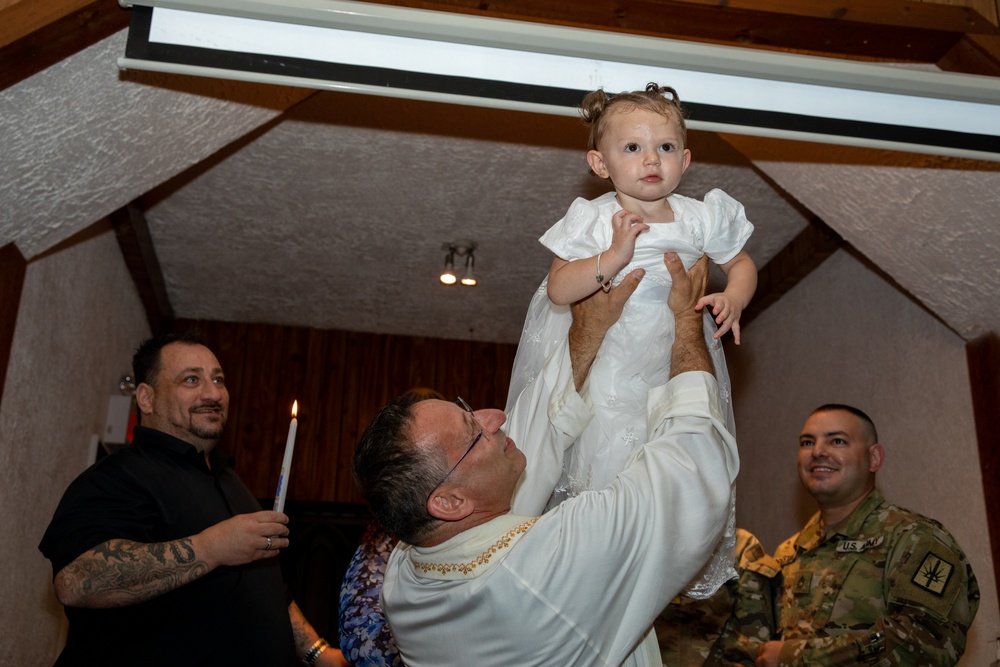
[273,400,298,513]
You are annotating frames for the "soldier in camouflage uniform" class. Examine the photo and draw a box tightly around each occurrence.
[755,404,979,667]
[656,528,779,667]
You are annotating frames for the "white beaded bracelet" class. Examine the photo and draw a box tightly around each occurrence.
[596,252,612,293]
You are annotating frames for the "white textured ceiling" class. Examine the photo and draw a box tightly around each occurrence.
[2,29,998,344]
[139,87,808,343]
[723,134,1000,340]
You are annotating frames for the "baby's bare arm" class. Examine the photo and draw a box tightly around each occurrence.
[547,210,648,305]
[697,250,757,344]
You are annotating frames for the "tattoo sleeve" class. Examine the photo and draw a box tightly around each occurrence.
[55,538,210,609]
[288,600,319,658]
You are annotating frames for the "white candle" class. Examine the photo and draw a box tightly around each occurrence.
[273,400,298,513]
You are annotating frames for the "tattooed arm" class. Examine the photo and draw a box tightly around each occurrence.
[53,510,289,609]
[289,600,350,666]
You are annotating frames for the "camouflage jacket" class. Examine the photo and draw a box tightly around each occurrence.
[658,529,780,667]
[772,489,980,666]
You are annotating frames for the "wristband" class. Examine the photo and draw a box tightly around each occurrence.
[302,638,330,666]
[596,252,611,293]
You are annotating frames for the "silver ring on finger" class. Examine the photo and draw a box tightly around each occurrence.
[265,536,273,551]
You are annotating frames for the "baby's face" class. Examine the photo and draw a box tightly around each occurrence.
[590,108,691,207]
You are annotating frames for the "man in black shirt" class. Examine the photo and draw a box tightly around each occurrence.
[39,332,344,667]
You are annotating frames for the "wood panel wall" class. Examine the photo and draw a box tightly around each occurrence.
[173,318,518,505]
[966,332,1000,611]
[0,243,27,405]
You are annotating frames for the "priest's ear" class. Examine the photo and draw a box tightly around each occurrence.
[427,488,473,522]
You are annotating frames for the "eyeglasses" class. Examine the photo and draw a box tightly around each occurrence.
[425,397,485,503]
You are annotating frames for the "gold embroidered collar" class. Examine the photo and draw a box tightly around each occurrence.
[406,514,538,580]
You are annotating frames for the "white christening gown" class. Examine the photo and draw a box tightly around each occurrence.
[506,188,753,598]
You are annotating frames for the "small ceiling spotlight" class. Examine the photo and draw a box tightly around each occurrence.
[460,252,476,286]
[440,241,478,286]
[440,247,457,285]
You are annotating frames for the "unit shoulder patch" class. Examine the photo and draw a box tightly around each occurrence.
[911,552,955,596]
[890,531,964,621]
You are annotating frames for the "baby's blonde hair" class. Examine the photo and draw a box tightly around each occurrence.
[581,82,688,154]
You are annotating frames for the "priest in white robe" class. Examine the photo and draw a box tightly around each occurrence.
[352,253,739,667]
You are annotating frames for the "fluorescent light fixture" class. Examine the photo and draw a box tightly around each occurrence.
[119,0,1000,161]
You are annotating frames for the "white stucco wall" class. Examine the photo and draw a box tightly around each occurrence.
[728,249,998,667]
[0,223,149,666]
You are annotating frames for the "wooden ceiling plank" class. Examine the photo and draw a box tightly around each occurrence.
[938,33,1000,75]
[0,0,95,48]
[670,0,997,32]
[366,0,999,33]
[109,202,174,336]
[0,0,128,92]
[360,0,996,63]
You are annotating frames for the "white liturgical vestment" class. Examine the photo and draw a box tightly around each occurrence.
[381,362,739,667]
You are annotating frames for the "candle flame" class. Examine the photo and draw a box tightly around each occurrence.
[292,400,298,418]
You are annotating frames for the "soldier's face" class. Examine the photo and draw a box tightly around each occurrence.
[796,410,882,512]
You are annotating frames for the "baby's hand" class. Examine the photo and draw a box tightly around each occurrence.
[607,209,649,269]
[696,292,744,345]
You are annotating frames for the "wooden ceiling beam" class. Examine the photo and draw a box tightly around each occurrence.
[0,0,129,92]
[662,0,996,32]
[359,0,1000,65]
[109,202,174,336]
[966,333,1000,610]
[741,217,844,329]
[938,33,1000,76]
[1,0,93,48]
[0,244,27,406]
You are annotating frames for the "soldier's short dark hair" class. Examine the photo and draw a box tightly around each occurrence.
[812,403,878,444]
